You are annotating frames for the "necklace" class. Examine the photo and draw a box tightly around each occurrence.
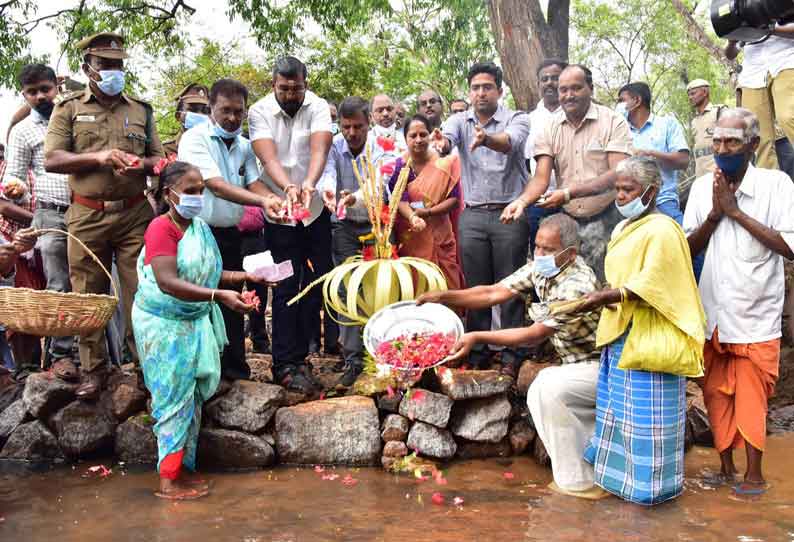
[167,211,186,233]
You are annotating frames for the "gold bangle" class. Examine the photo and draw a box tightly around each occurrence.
[211,289,216,303]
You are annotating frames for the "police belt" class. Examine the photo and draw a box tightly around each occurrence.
[72,192,147,213]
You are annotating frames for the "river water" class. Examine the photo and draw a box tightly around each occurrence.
[2,434,793,542]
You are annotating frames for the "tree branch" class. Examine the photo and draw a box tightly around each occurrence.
[668,0,738,73]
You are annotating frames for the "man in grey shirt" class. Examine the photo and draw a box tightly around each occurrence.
[433,61,530,375]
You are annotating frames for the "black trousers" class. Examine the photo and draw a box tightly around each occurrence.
[240,230,270,351]
[211,226,250,380]
[265,209,332,377]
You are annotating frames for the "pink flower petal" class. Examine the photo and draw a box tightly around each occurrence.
[503,472,515,480]
[431,492,445,505]
[453,496,464,506]
[314,465,325,473]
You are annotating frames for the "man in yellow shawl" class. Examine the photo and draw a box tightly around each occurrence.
[574,155,706,505]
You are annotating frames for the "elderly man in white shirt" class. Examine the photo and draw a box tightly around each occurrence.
[684,107,794,497]
[248,56,333,394]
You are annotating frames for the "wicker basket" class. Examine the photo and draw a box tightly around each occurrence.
[0,228,118,337]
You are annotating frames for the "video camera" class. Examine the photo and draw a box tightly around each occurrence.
[711,0,794,41]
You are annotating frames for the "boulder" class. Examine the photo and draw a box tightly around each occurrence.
[382,440,409,458]
[437,369,513,400]
[406,421,457,460]
[115,413,157,464]
[769,405,794,433]
[516,361,557,396]
[0,378,23,413]
[533,434,551,466]
[449,395,511,443]
[205,380,286,433]
[508,419,536,455]
[381,414,410,442]
[381,455,398,471]
[275,396,381,465]
[455,438,512,459]
[0,399,29,444]
[22,372,78,420]
[50,400,116,457]
[0,421,64,461]
[198,428,275,469]
[398,389,453,428]
[687,406,714,447]
[102,371,147,422]
[377,392,403,413]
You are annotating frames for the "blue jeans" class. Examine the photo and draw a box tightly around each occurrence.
[657,199,704,282]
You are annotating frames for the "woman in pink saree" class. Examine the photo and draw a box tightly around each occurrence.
[389,115,464,290]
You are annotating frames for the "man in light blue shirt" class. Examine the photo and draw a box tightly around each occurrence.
[617,82,690,223]
[178,78,281,381]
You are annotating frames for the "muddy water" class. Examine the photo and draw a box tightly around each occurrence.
[2,434,794,542]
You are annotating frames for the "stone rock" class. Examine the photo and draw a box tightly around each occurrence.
[449,395,511,443]
[508,419,536,455]
[398,389,453,428]
[381,455,397,470]
[106,383,147,422]
[516,361,557,396]
[22,372,78,420]
[261,433,276,447]
[205,380,286,433]
[455,437,512,459]
[275,396,381,465]
[383,440,409,458]
[769,405,794,433]
[406,421,457,460]
[284,390,310,406]
[377,392,403,413]
[687,406,714,447]
[198,428,275,469]
[533,434,551,466]
[115,413,157,464]
[0,378,23,413]
[50,400,117,457]
[0,421,64,461]
[437,369,513,400]
[686,381,707,412]
[381,414,410,442]
[0,399,29,444]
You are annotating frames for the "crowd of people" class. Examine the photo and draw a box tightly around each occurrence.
[0,28,793,503]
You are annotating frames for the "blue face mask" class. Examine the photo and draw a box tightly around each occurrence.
[183,111,209,130]
[91,67,125,96]
[534,247,573,278]
[615,185,653,219]
[614,101,629,120]
[170,190,204,219]
[714,152,748,176]
[212,116,242,139]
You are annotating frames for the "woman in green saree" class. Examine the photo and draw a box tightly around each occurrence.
[132,161,280,500]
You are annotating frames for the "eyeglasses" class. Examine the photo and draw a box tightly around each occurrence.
[418,98,440,107]
[539,75,559,83]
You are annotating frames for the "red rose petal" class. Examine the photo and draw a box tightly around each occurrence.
[431,492,445,505]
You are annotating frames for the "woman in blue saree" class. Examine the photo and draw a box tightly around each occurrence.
[133,161,279,500]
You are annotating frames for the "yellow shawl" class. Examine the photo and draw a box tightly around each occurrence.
[597,213,706,353]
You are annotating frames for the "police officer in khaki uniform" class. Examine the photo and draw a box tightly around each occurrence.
[687,79,726,178]
[44,32,164,399]
[162,83,210,156]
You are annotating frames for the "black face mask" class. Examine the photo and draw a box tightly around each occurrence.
[277,97,303,117]
[33,100,55,119]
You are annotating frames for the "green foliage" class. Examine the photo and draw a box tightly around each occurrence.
[570,0,733,133]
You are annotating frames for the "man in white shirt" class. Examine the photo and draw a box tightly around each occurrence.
[525,58,566,252]
[370,94,407,152]
[725,25,794,169]
[684,108,794,496]
[248,56,333,394]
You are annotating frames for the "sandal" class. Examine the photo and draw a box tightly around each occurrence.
[732,481,768,496]
[51,358,79,382]
[154,486,209,500]
[701,472,738,488]
[278,371,316,395]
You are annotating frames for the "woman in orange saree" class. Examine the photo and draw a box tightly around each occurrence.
[389,115,464,290]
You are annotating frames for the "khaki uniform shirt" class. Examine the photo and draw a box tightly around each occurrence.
[162,131,183,156]
[691,102,725,178]
[44,88,164,200]
[533,103,631,218]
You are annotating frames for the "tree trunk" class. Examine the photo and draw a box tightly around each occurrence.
[486,0,570,110]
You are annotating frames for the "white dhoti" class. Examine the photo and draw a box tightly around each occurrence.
[527,361,599,491]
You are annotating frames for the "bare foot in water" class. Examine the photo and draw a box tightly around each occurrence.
[155,478,210,500]
[180,471,210,492]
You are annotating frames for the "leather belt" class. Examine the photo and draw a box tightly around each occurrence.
[465,202,509,211]
[36,201,70,214]
[72,193,146,213]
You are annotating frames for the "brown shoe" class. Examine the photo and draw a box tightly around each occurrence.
[50,358,80,382]
[76,368,107,400]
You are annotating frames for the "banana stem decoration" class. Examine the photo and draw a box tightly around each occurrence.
[287,146,447,324]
